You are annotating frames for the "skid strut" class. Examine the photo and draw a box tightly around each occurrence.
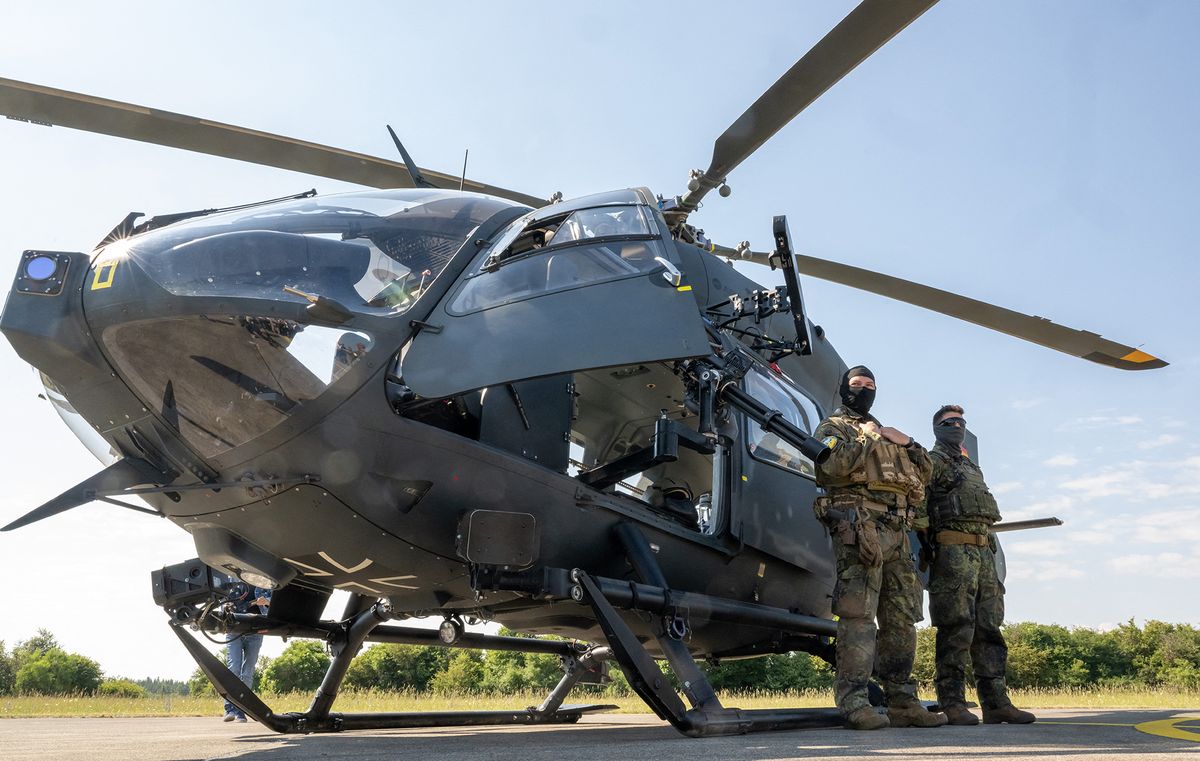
[573,523,843,737]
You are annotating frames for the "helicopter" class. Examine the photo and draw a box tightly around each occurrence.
[0,0,1167,739]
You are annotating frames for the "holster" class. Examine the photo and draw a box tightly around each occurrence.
[823,506,884,567]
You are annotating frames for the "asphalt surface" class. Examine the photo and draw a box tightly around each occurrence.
[1,709,1198,761]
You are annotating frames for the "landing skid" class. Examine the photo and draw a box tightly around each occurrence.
[169,608,616,734]
[162,519,846,737]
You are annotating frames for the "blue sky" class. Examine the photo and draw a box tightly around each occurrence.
[0,1,1196,680]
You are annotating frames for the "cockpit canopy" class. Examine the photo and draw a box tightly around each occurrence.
[117,189,521,316]
[94,190,522,459]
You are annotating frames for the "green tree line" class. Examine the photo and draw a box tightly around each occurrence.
[4,620,1198,697]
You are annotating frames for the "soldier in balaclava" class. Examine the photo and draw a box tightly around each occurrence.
[812,366,945,730]
[926,404,1036,725]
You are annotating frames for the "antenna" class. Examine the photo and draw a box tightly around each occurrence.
[385,125,436,189]
[460,149,469,192]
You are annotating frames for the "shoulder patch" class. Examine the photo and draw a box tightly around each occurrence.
[822,436,838,450]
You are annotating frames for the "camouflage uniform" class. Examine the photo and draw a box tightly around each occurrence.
[926,440,1011,711]
[813,405,932,717]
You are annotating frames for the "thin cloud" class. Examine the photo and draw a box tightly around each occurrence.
[1045,454,1079,467]
[1001,494,1075,522]
[1137,434,1182,451]
[1011,398,1046,410]
[1058,414,1145,432]
[991,481,1023,495]
[1003,539,1069,558]
[1005,560,1085,581]
[1130,511,1200,544]
[1110,553,1200,579]
[1060,470,1135,499]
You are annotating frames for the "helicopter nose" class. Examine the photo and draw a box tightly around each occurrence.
[3,248,158,443]
[3,249,100,386]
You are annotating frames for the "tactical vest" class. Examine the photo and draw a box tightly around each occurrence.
[820,417,926,506]
[927,451,1001,526]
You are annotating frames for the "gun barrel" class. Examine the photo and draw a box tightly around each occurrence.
[990,517,1063,533]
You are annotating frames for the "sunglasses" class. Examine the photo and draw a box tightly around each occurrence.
[937,417,966,427]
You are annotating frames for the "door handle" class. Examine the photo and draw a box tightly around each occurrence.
[654,257,683,287]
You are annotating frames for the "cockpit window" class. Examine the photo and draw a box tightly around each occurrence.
[115,190,517,316]
[744,365,822,479]
[448,204,666,315]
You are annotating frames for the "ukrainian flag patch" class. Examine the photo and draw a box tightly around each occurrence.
[823,436,838,449]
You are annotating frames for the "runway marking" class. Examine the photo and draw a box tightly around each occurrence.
[1040,721,1136,727]
[1135,715,1200,743]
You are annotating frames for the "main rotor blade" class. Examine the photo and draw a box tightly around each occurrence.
[0,77,546,208]
[680,0,938,212]
[734,249,1166,371]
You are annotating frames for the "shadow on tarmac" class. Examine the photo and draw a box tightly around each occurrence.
[218,709,1200,760]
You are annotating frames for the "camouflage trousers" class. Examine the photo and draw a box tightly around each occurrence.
[831,519,924,716]
[928,541,1011,710]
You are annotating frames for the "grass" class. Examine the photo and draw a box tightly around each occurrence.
[2,686,1197,718]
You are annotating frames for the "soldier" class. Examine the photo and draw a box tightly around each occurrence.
[926,404,1035,725]
[813,366,946,730]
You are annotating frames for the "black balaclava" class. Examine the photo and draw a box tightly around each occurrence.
[839,365,876,416]
[934,417,966,448]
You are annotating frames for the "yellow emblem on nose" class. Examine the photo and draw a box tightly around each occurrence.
[91,260,118,290]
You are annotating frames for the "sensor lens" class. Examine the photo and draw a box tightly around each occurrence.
[25,256,57,281]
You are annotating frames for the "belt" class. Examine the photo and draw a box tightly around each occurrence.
[936,530,990,547]
[824,494,891,512]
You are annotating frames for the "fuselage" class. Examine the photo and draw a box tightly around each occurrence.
[2,187,849,656]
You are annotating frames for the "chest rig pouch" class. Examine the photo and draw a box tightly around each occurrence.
[862,438,925,506]
[928,454,1000,525]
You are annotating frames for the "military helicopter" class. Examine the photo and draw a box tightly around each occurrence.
[0,0,1165,739]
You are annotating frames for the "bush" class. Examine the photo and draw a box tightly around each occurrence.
[430,651,484,694]
[479,649,563,694]
[11,629,59,673]
[187,646,269,696]
[0,642,14,696]
[98,678,148,698]
[262,641,330,693]
[912,626,936,685]
[703,653,833,692]
[188,667,216,697]
[345,644,450,692]
[14,648,102,695]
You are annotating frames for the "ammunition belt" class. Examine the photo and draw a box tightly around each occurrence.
[935,530,990,547]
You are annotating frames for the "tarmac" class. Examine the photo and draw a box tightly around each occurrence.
[1,709,1198,761]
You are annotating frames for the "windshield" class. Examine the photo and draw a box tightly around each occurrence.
[103,315,376,457]
[117,190,519,315]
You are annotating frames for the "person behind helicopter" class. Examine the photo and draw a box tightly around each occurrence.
[811,366,945,730]
[220,579,272,723]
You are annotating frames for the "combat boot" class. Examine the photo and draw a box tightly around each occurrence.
[982,704,1036,724]
[845,706,890,730]
[943,704,980,725]
[887,702,948,728]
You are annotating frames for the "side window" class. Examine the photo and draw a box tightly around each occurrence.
[447,205,663,315]
[744,367,822,479]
